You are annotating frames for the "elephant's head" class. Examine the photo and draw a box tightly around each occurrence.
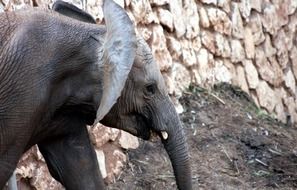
[95,3,192,188]
[100,37,192,190]
[54,1,192,189]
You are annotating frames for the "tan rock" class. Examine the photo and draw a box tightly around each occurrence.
[254,48,283,86]
[118,131,139,149]
[153,49,173,71]
[231,2,244,39]
[103,145,127,183]
[150,25,172,71]
[262,4,279,35]
[166,35,182,60]
[201,0,217,5]
[289,46,297,80]
[163,73,175,95]
[287,0,297,15]
[30,164,63,190]
[184,0,200,39]
[250,90,260,107]
[256,81,277,112]
[198,6,210,28]
[217,0,231,13]
[284,69,296,96]
[191,68,202,84]
[169,0,185,38]
[181,47,197,67]
[125,0,131,6]
[243,60,259,89]
[274,87,287,123]
[223,59,236,80]
[197,48,212,84]
[130,0,158,24]
[192,36,202,52]
[263,34,276,58]
[234,65,249,93]
[239,0,251,19]
[277,50,289,71]
[88,1,104,23]
[207,7,232,36]
[34,146,44,162]
[250,0,261,12]
[244,27,255,59]
[284,96,297,124]
[274,0,289,26]
[201,30,216,54]
[274,101,287,123]
[214,59,232,83]
[88,0,98,6]
[248,12,265,45]
[274,84,288,104]
[137,25,152,41]
[89,124,120,147]
[125,9,136,25]
[230,39,245,63]
[172,62,191,97]
[17,148,63,190]
[267,56,284,87]
[288,9,297,33]
[215,32,231,58]
[284,26,294,52]
[156,8,174,31]
[273,29,290,69]
[95,149,107,178]
[0,3,4,12]
[171,96,184,114]
[149,0,169,6]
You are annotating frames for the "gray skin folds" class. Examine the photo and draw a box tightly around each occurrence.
[0,0,192,189]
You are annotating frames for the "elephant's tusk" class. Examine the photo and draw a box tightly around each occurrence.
[161,131,168,140]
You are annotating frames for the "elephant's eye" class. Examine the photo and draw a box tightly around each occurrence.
[144,83,156,97]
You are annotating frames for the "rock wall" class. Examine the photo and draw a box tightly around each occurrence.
[121,0,297,125]
[80,0,297,125]
[1,0,297,189]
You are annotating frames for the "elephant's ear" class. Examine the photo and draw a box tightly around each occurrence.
[95,0,136,123]
[52,0,96,24]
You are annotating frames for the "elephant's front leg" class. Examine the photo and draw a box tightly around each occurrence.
[38,118,105,190]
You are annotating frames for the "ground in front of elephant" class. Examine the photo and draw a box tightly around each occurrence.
[108,83,297,190]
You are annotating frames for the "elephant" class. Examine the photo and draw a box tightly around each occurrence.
[0,0,192,189]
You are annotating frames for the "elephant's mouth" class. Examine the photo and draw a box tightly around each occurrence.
[124,113,168,142]
[149,130,169,142]
[127,113,159,141]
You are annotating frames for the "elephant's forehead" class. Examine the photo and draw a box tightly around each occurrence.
[131,37,165,86]
[134,48,160,79]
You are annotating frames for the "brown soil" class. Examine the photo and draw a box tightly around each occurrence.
[108,83,297,190]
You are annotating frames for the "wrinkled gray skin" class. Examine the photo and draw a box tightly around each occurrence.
[0,0,192,189]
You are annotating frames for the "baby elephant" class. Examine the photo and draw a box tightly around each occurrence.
[0,0,192,189]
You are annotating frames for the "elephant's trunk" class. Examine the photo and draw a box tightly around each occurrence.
[158,99,192,190]
[163,128,192,190]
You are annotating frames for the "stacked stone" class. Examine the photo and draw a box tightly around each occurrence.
[118,0,297,124]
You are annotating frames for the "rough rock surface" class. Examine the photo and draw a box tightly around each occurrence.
[1,0,297,189]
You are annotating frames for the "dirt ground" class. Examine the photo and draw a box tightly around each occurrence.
[108,83,297,190]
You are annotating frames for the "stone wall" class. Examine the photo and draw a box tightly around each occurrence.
[79,0,297,125]
[1,0,297,189]
[120,0,297,124]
